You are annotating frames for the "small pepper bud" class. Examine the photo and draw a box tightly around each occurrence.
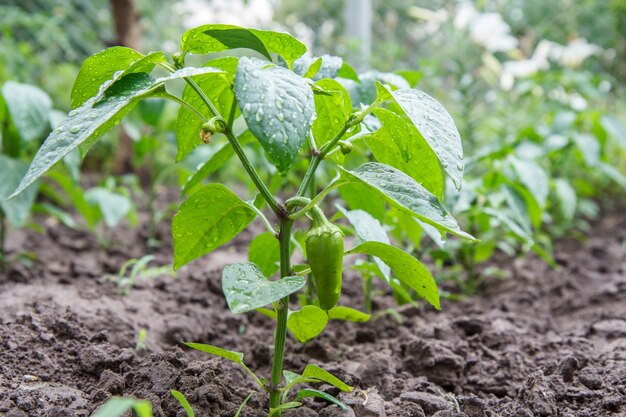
[172,52,184,68]
[338,140,353,155]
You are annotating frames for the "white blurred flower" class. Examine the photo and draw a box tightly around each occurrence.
[499,40,554,90]
[454,1,477,30]
[179,0,275,28]
[408,6,449,36]
[559,38,601,68]
[469,13,518,52]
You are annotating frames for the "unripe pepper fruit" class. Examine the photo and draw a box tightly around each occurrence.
[305,206,344,310]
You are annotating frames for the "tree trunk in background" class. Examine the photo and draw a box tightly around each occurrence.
[111,0,140,174]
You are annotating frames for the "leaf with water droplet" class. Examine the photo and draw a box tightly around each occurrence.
[222,262,305,314]
[234,57,315,174]
[337,162,475,240]
[172,184,256,269]
[388,88,464,190]
[311,79,351,159]
[10,73,163,199]
[345,241,440,310]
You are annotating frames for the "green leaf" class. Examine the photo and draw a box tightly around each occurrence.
[328,306,371,322]
[283,370,301,385]
[183,342,244,364]
[346,241,440,310]
[90,397,153,417]
[222,262,305,314]
[389,88,464,190]
[10,73,159,199]
[572,133,600,167]
[175,57,239,161]
[0,155,38,227]
[302,57,322,79]
[600,114,626,148]
[345,71,409,105]
[170,391,195,417]
[338,162,474,240]
[287,305,328,343]
[270,402,302,416]
[235,57,315,174]
[553,178,576,221]
[181,24,307,68]
[172,184,256,269]
[338,183,386,221]
[295,389,347,409]
[366,108,444,198]
[248,232,281,277]
[294,55,358,82]
[508,156,549,208]
[181,130,254,195]
[302,364,353,392]
[312,79,352,149]
[2,81,52,143]
[336,205,390,280]
[71,47,163,108]
[234,393,253,417]
[84,187,133,228]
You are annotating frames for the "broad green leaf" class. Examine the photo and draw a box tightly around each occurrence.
[2,81,52,142]
[294,55,359,82]
[295,389,347,409]
[91,397,153,417]
[176,57,239,161]
[287,305,328,343]
[508,156,549,208]
[84,187,132,228]
[503,185,533,234]
[338,183,386,221]
[71,47,155,108]
[328,306,371,322]
[345,71,409,105]
[572,133,600,167]
[183,342,244,364]
[181,131,255,195]
[10,73,158,199]
[312,79,352,149]
[0,155,38,227]
[336,205,390,280]
[248,232,280,277]
[597,162,626,189]
[483,208,533,244]
[283,371,301,385]
[553,178,576,221]
[172,184,256,269]
[338,162,474,240]
[181,24,306,68]
[302,364,352,392]
[366,108,444,197]
[395,70,423,86]
[222,262,305,314]
[389,88,464,190]
[302,58,322,79]
[346,241,440,309]
[234,57,315,174]
[170,391,195,417]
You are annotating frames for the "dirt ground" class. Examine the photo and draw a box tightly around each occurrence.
[0,207,625,417]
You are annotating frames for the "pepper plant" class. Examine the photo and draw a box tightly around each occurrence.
[9,25,474,416]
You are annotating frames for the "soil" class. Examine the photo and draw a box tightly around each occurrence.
[0,208,625,417]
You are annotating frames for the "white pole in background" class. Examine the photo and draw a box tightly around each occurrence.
[344,0,372,71]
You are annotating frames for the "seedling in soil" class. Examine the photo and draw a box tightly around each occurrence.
[10,25,473,416]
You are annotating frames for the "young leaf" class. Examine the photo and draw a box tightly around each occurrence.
[90,397,153,417]
[9,72,158,199]
[170,390,195,417]
[172,184,256,269]
[2,81,52,142]
[553,178,576,221]
[234,57,315,174]
[507,156,549,209]
[0,155,38,227]
[328,306,371,323]
[302,364,353,392]
[234,393,253,417]
[270,402,302,416]
[312,79,352,149]
[248,232,281,277]
[389,88,464,190]
[222,262,305,314]
[338,162,474,240]
[346,241,440,310]
[287,305,328,343]
[175,57,239,161]
[181,24,307,68]
[183,342,244,364]
[366,108,444,198]
[295,389,347,410]
[84,188,133,228]
[294,55,358,82]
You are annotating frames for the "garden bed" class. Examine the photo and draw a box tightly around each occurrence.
[1,210,625,417]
